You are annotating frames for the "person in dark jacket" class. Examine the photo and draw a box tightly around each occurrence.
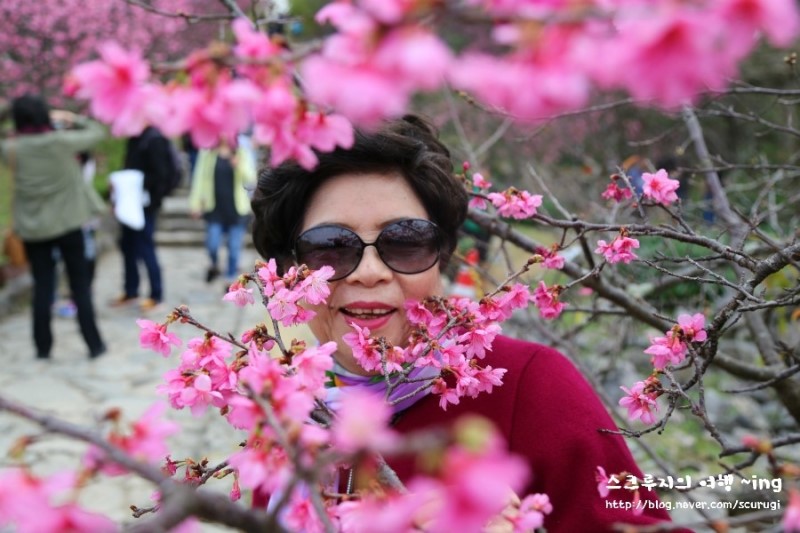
[112,126,169,312]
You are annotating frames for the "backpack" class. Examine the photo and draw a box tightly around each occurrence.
[162,140,185,197]
[137,127,185,198]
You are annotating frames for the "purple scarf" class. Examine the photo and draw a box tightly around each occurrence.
[325,361,440,415]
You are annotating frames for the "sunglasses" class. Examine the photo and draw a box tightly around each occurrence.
[294,219,442,281]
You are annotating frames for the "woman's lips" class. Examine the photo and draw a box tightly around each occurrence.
[340,302,395,330]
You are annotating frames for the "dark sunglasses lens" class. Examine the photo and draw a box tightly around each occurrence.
[377,219,441,274]
[295,226,362,280]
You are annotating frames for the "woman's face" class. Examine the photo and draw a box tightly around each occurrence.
[299,172,444,375]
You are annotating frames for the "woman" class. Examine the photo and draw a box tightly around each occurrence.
[189,139,257,285]
[251,116,673,531]
[0,95,106,359]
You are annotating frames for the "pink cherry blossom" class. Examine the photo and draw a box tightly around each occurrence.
[783,488,800,532]
[532,281,566,320]
[299,265,335,305]
[645,332,688,371]
[469,195,489,210]
[432,378,461,410]
[331,388,398,454]
[224,395,263,431]
[421,432,529,533]
[405,300,435,326]
[0,469,118,533]
[284,491,330,533]
[535,246,565,270]
[257,258,283,297]
[223,280,255,307]
[596,466,610,498]
[457,323,501,359]
[84,403,178,476]
[601,180,633,202]
[714,0,800,57]
[472,172,492,189]
[619,380,660,424]
[228,434,291,494]
[302,58,409,127]
[512,493,553,531]
[267,287,314,326]
[179,373,226,416]
[238,345,284,396]
[299,112,355,154]
[302,5,450,127]
[70,41,150,134]
[290,342,336,395]
[468,365,506,396]
[642,169,680,205]
[315,2,375,36]
[487,188,543,219]
[497,283,534,317]
[336,491,426,533]
[373,27,452,91]
[449,50,589,123]
[342,323,383,372]
[590,8,737,107]
[677,313,708,343]
[231,17,281,62]
[595,235,640,264]
[360,0,415,24]
[136,319,182,357]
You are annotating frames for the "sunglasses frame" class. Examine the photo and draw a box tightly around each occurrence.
[293,218,443,281]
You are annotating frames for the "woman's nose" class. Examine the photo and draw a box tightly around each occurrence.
[346,245,392,285]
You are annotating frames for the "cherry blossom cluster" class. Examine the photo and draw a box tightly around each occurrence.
[601,174,634,203]
[595,230,640,265]
[67,21,354,169]
[619,313,707,424]
[335,417,552,533]
[601,168,681,207]
[533,245,566,270]
[463,168,570,320]
[644,313,708,371]
[128,260,552,530]
[342,281,535,412]
[0,468,117,532]
[0,0,196,105]
[83,404,178,477]
[641,170,681,206]
[66,1,800,164]
[619,376,663,425]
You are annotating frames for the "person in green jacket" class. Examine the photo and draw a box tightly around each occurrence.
[0,95,107,359]
[189,138,257,285]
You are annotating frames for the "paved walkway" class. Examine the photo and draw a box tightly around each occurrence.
[0,244,315,530]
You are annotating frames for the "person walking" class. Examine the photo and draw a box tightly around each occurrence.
[113,126,170,312]
[0,95,106,359]
[189,139,257,286]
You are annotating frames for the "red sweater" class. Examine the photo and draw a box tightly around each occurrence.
[388,335,675,532]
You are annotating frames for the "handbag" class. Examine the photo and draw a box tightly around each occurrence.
[3,229,27,267]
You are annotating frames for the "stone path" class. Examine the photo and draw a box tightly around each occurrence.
[0,243,315,531]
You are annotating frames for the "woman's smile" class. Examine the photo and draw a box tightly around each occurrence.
[339,301,396,330]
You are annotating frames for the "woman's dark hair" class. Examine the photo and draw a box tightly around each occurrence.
[11,94,53,134]
[251,115,468,272]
